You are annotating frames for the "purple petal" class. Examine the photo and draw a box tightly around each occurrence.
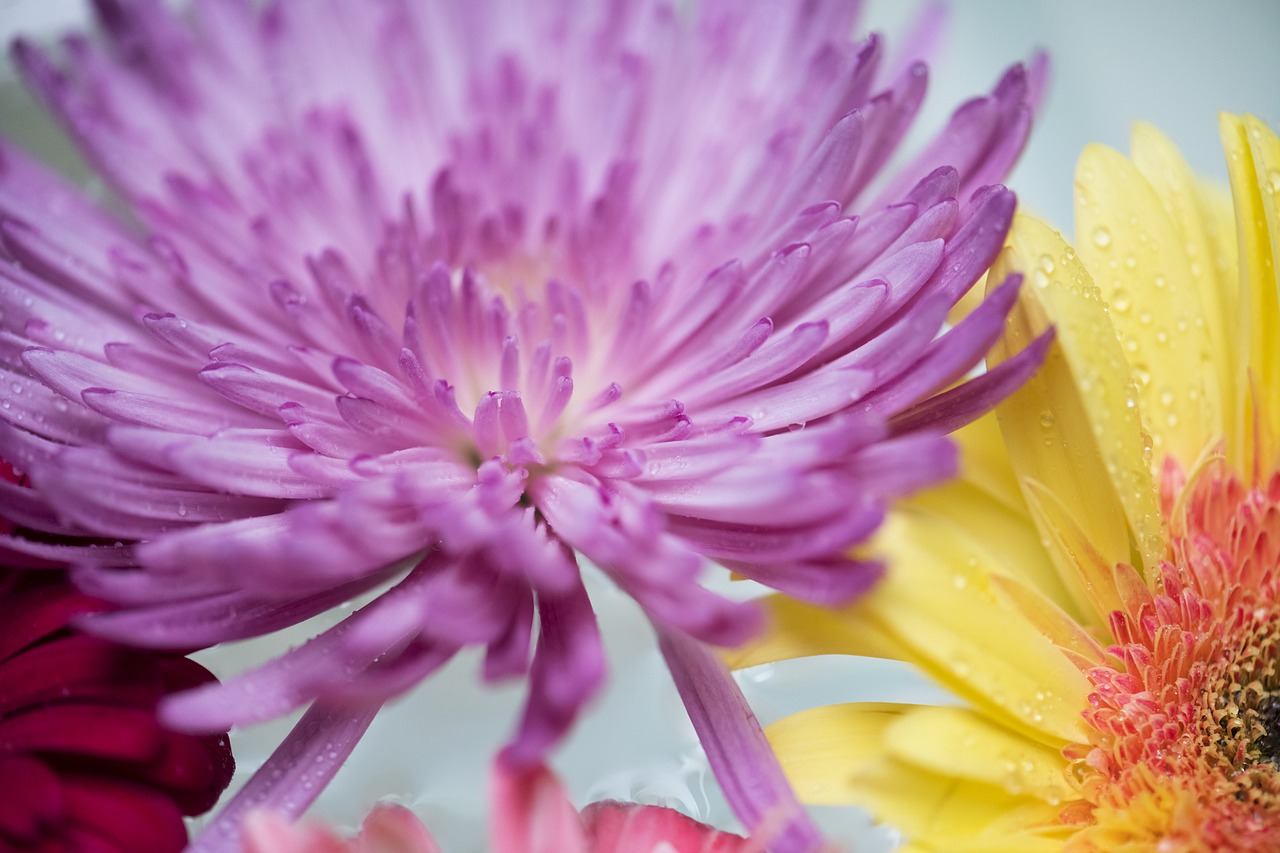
[730,556,885,607]
[186,702,380,853]
[80,570,396,646]
[657,626,825,853]
[159,564,434,731]
[667,505,884,564]
[891,327,1055,435]
[858,273,1023,416]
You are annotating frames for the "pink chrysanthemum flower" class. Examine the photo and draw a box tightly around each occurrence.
[0,0,1047,848]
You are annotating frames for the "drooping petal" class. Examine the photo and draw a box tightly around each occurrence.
[187,702,380,853]
[657,627,824,853]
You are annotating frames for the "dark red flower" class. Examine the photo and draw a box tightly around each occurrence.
[0,461,234,852]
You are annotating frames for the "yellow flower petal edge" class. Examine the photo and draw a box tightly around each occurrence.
[724,593,906,670]
[881,706,1074,804]
[765,702,905,805]
[943,404,1029,517]
[847,756,1063,849]
[1074,141,1221,465]
[1129,123,1240,457]
[1221,113,1280,474]
[765,703,1064,847]
[988,215,1163,588]
[815,509,1093,745]
[904,413,1073,610]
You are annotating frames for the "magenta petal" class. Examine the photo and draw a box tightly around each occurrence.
[732,556,885,607]
[930,185,1018,306]
[657,627,824,853]
[0,579,105,663]
[667,507,884,563]
[483,583,535,681]
[0,567,234,850]
[858,273,1023,416]
[60,773,189,853]
[80,573,392,647]
[850,432,959,500]
[159,566,433,731]
[0,635,151,718]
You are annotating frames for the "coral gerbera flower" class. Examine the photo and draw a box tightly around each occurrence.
[0,0,1046,847]
[741,115,1280,852]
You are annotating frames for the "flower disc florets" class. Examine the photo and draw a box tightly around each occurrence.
[1067,459,1280,852]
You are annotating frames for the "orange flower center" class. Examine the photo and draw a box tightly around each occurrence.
[1064,457,1280,852]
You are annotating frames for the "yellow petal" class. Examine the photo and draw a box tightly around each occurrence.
[904,475,1076,619]
[1129,123,1240,462]
[765,702,904,805]
[1195,174,1246,466]
[882,706,1074,805]
[852,511,1092,744]
[724,594,905,670]
[1019,478,1127,625]
[1244,115,1280,453]
[1074,141,1221,466]
[949,411,1029,517]
[988,573,1107,669]
[989,215,1164,583]
[1221,114,1280,473]
[766,704,1062,846]
[740,507,1092,742]
[985,292,1125,622]
[733,415,1075,669]
[934,834,1066,853]
[852,756,1057,844]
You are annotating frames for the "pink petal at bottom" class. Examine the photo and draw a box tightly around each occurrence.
[583,801,752,853]
[490,760,589,853]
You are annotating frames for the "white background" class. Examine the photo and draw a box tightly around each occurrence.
[1,1,1277,851]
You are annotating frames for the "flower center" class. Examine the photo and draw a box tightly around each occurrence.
[1258,694,1280,766]
[1066,460,1280,851]
[1203,608,1280,772]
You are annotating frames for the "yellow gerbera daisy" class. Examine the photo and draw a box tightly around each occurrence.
[731,114,1280,853]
